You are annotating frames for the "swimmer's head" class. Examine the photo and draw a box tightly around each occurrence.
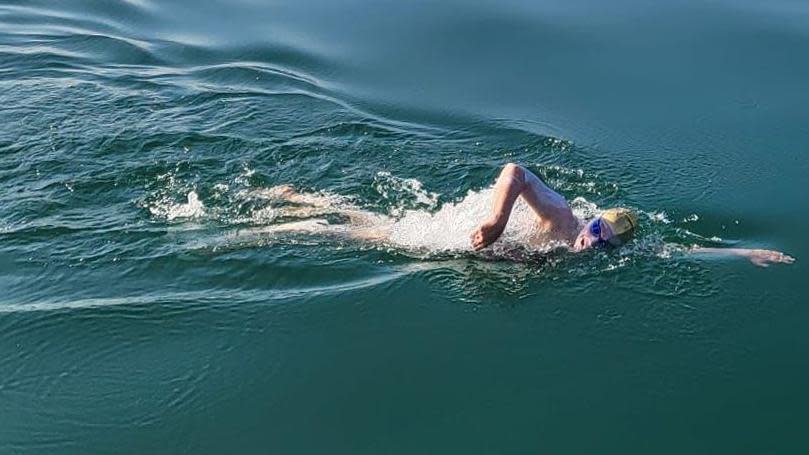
[573,208,638,251]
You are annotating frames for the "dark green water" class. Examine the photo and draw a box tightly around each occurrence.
[1,0,807,453]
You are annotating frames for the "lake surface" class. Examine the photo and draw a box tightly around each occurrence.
[1,0,807,453]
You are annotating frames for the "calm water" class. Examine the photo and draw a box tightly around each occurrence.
[1,0,807,452]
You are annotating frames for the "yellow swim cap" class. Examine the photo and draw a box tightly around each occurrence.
[601,208,638,245]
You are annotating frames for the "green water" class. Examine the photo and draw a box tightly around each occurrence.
[1,0,807,453]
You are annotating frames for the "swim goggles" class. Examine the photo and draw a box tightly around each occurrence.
[589,217,608,247]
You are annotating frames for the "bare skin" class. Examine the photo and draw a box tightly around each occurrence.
[469,163,580,250]
[687,247,795,267]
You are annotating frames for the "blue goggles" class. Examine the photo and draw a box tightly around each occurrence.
[589,217,608,247]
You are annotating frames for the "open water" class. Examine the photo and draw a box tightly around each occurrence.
[1,0,807,453]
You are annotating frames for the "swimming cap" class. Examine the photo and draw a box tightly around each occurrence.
[601,208,638,245]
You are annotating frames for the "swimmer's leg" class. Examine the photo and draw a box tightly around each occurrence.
[258,217,391,244]
[262,184,361,220]
[331,209,393,243]
[265,185,394,242]
[226,218,335,244]
[240,218,333,236]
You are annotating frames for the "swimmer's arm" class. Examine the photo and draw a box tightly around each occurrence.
[487,163,526,225]
[470,163,575,250]
[470,163,527,250]
[688,247,795,267]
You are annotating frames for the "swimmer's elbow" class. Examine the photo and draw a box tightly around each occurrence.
[501,163,525,183]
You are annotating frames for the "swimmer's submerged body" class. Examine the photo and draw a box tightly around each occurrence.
[266,163,795,267]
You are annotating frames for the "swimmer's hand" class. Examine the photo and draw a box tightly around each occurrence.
[690,247,795,267]
[470,219,506,251]
[744,249,795,267]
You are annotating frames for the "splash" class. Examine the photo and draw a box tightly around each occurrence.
[647,211,672,224]
[149,191,205,221]
[139,164,207,222]
[389,188,538,253]
[373,171,439,215]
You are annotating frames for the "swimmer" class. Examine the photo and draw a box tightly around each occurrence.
[266,163,795,267]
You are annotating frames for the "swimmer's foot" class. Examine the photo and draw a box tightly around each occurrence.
[470,219,506,251]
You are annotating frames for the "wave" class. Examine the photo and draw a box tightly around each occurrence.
[0,271,405,313]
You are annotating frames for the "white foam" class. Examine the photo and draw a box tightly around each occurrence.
[149,191,205,221]
[374,171,439,215]
[388,187,582,253]
[648,211,671,224]
[569,196,600,219]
